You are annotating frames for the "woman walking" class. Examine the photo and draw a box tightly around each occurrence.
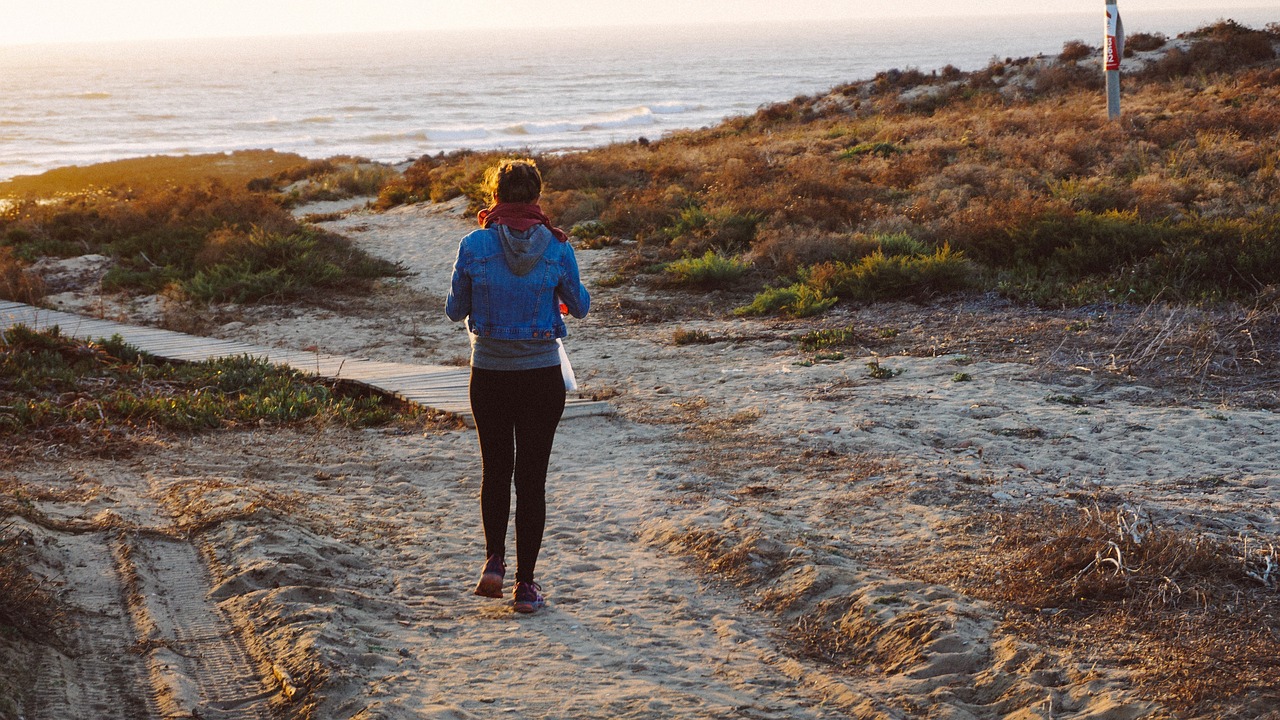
[445,159,590,613]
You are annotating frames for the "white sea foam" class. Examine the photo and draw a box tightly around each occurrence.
[1,7,1275,181]
[424,128,492,143]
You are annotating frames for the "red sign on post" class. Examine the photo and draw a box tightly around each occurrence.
[1105,5,1123,71]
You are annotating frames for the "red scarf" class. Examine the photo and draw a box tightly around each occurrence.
[478,202,569,243]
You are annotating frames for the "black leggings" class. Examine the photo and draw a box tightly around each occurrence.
[469,365,566,584]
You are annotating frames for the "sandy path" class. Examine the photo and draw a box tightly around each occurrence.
[15,423,866,718]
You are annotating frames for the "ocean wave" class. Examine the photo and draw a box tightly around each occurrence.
[424,127,492,142]
[499,104,695,137]
[649,102,704,114]
[364,130,432,143]
[69,92,112,100]
[302,116,337,124]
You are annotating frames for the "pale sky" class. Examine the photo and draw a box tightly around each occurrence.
[3,0,1276,46]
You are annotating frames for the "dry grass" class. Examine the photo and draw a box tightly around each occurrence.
[1,180,403,304]
[902,504,1280,715]
[0,150,310,197]
[1096,297,1280,386]
[384,20,1280,312]
[785,295,1280,410]
[0,520,65,643]
[0,247,45,304]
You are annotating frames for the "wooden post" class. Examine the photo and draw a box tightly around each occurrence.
[1105,1,1124,119]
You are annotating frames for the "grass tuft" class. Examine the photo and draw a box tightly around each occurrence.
[928,504,1280,714]
[664,250,752,287]
[0,325,430,459]
[0,181,403,305]
[735,283,837,318]
[0,520,64,642]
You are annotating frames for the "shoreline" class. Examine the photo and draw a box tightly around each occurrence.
[5,9,1277,185]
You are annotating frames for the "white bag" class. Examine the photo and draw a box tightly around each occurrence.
[556,338,578,391]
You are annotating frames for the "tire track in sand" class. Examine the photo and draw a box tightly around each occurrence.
[25,528,155,720]
[14,463,281,719]
[119,532,276,719]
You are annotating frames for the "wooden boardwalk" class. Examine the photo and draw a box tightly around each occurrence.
[0,301,611,427]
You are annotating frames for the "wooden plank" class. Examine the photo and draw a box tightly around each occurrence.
[0,301,610,424]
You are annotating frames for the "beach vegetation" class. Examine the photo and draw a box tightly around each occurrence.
[938,504,1280,715]
[839,141,905,159]
[381,19,1280,316]
[374,151,501,210]
[1139,20,1276,80]
[664,250,752,287]
[0,519,64,646]
[865,360,903,379]
[0,325,427,459]
[672,328,716,345]
[268,158,400,206]
[0,247,45,304]
[1124,32,1167,54]
[734,282,836,318]
[0,181,403,305]
[0,150,310,198]
[798,326,858,352]
[1058,40,1094,63]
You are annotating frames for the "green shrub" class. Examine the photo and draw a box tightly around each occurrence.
[799,326,857,351]
[809,245,974,302]
[665,250,752,286]
[876,233,928,257]
[663,205,762,253]
[840,142,904,159]
[996,212,1280,305]
[0,183,402,303]
[736,283,837,318]
[866,360,904,379]
[0,326,418,455]
[1007,210,1169,276]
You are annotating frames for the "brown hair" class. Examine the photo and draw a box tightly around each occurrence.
[483,159,543,205]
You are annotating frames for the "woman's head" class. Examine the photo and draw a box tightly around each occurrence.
[484,159,542,205]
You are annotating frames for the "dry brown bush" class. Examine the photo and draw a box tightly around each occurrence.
[0,247,45,303]
[384,20,1280,310]
[1059,40,1094,63]
[749,225,879,273]
[900,503,1280,715]
[1126,32,1168,53]
[0,520,64,643]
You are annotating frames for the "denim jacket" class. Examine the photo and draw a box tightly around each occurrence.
[445,225,590,341]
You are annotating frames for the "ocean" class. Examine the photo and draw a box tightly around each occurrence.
[1,7,1276,183]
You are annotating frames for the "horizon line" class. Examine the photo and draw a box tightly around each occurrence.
[3,6,1275,50]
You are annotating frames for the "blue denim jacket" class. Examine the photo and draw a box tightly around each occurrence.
[445,225,590,341]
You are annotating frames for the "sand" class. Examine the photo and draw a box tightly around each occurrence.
[7,197,1278,719]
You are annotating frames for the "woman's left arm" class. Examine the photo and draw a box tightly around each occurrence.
[445,241,472,322]
[556,244,591,319]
